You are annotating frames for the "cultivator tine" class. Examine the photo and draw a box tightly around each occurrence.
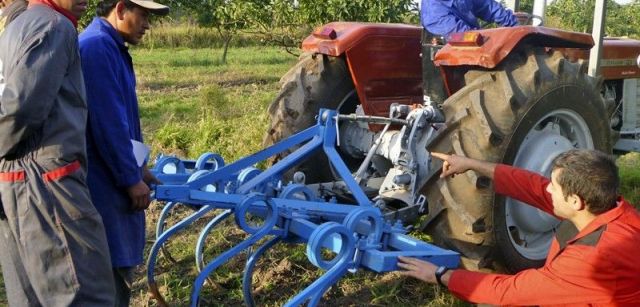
[286,222,354,306]
[154,201,181,264]
[146,204,216,304]
[195,209,233,272]
[191,194,280,306]
[147,282,169,307]
[155,201,178,239]
[242,236,283,307]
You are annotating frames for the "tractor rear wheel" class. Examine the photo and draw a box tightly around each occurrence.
[423,48,612,272]
[263,53,357,183]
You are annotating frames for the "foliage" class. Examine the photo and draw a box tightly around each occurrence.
[245,0,418,51]
[547,0,640,38]
[618,152,640,206]
[78,1,98,29]
[82,0,418,58]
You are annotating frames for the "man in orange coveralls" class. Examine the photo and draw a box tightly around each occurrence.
[398,149,640,305]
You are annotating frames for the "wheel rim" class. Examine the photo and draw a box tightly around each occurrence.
[506,109,594,260]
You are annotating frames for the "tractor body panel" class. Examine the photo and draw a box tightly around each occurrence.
[303,22,423,118]
[561,38,640,80]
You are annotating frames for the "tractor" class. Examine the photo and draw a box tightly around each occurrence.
[263,0,640,273]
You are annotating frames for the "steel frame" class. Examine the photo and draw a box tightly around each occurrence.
[146,109,459,306]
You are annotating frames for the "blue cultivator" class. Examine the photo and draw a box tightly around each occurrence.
[147,107,460,306]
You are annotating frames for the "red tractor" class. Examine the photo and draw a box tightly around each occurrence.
[264,3,640,273]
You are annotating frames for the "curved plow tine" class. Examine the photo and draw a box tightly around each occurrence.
[155,201,182,264]
[190,194,279,307]
[155,201,179,239]
[242,236,283,307]
[147,204,216,306]
[195,209,233,272]
[147,282,169,307]
[285,222,355,307]
[285,262,351,307]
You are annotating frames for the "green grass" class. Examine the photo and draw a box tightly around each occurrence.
[618,152,640,206]
[133,46,292,162]
[0,45,638,306]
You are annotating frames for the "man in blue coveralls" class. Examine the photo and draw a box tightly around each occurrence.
[421,0,519,38]
[79,0,168,305]
[419,0,519,106]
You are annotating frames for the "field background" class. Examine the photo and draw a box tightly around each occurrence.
[0,26,639,306]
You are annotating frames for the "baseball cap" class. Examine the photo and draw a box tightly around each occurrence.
[129,0,169,15]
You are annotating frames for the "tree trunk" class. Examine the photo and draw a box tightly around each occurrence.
[222,35,232,64]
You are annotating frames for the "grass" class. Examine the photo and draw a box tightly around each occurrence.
[618,152,640,205]
[133,46,291,162]
[140,23,264,49]
[0,45,638,306]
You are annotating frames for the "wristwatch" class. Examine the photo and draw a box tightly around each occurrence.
[435,266,450,287]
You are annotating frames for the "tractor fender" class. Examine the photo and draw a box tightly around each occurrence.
[433,26,594,68]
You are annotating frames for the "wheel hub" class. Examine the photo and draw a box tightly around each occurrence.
[506,109,594,260]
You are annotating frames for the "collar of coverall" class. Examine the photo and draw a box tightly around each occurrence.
[567,197,628,244]
[29,0,78,28]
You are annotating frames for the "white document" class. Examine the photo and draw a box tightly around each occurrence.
[131,139,150,167]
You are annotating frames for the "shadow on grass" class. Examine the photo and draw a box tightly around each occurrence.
[139,80,198,92]
[219,76,280,87]
[240,56,294,66]
[169,58,223,67]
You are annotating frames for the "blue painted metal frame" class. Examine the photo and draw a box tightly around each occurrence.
[147,109,460,306]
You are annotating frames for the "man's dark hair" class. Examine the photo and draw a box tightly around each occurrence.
[552,149,619,215]
[96,0,138,17]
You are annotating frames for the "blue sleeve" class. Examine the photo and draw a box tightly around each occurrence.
[472,0,518,27]
[421,0,476,36]
[80,36,141,188]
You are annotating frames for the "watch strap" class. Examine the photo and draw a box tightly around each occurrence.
[435,266,450,287]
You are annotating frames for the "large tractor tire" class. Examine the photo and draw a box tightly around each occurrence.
[423,48,613,273]
[264,53,357,182]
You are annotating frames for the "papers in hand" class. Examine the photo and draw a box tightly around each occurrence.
[131,139,150,167]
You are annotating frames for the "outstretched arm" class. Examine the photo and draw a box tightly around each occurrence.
[433,152,555,216]
[432,152,497,179]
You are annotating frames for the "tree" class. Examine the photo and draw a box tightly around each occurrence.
[547,0,640,38]
[245,0,416,55]
[163,0,256,63]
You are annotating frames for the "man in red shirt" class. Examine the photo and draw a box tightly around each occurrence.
[398,149,640,305]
